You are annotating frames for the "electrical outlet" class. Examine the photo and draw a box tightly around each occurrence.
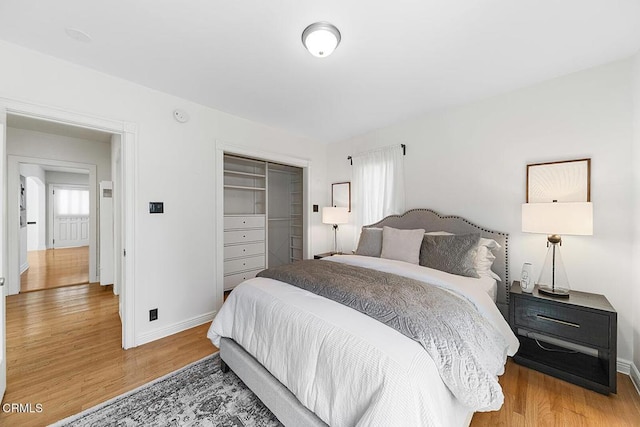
[149,308,158,321]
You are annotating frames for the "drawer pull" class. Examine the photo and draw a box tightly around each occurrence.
[536,314,580,328]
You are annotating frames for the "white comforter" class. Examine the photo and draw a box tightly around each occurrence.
[208,255,519,427]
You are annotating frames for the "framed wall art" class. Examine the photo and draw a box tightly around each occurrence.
[331,182,351,212]
[526,158,590,203]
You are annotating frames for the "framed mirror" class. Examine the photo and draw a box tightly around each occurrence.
[527,158,590,202]
[332,182,351,212]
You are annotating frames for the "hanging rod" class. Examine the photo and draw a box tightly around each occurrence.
[347,144,405,165]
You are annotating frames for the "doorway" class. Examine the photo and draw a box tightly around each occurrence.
[19,166,92,293]
[0,98,137,350]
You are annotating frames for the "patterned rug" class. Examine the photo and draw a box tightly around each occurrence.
[51,353,282,426]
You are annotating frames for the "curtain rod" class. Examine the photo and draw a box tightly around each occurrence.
[347,144,405,165]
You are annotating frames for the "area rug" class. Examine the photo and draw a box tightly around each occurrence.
[50,353,282,426]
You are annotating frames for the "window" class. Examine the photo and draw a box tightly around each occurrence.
[55,188,90,216]
[352,145,405,239]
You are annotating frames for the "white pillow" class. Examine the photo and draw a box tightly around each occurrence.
[477,238,502,281]
[380,226,425,264]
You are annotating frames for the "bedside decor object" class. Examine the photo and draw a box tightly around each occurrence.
[322,206,349,254]
[522,201,593,297]
[527,158,590,203]
[302,22,341,58]
[520,262,534,293]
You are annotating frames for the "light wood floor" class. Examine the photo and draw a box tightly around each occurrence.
[20,246,90,292]
[471,360,640,426]
[0,283,216,427]
[1,283,638,426]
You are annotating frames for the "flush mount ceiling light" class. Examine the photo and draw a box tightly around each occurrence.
[302,22,341,58]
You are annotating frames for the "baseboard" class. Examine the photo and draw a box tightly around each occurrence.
[631,362,640,396]
[617,358,632,375]
[20,261,29,274]
[136,311,216,347]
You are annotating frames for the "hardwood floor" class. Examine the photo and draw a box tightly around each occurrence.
[20,246,90,292]
[0,283,216,427]
[1,282,638,426]
[471,359,640,426]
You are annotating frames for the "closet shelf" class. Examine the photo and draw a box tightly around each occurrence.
[224,169,266,178]
[224,185,266,191]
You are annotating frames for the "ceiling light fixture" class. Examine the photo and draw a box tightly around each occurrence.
[302,22,341,58]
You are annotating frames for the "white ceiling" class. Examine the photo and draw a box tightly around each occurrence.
[1,0,639,143]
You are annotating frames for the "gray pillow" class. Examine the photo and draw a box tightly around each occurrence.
[355,228,382,257]
[419,233,481,278]
[380,226,425,264]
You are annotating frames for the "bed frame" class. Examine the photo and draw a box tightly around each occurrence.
[366,208,510,317]
[220,208,509,426]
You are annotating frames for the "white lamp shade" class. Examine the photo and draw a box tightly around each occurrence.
[522,202,593,236]
[322,207,349,225]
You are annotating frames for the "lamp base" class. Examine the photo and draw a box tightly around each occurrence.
[537,285,570,298]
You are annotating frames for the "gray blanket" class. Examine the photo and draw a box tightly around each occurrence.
[257,259,509,411]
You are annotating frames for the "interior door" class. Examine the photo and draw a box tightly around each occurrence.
[1,122,7,400]
[51,186,90,248]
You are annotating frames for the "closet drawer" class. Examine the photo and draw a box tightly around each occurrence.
[224,229,265,244]
[224,216,265,230]
[223,269,262,291]
[224,255,265,274]
[224,242,265,260]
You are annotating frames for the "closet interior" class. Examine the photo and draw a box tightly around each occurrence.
[222,154,303,291]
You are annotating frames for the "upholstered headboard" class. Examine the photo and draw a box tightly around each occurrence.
[366,209,510,318]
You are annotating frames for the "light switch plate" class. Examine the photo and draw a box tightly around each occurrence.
[149,202,164,214]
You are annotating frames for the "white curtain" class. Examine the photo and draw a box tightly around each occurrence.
[352,145,406,245]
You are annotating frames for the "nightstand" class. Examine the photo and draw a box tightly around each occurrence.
[509,281,617,394]
[313,252,335,259]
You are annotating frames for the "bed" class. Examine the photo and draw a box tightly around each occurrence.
[208,209,519,426]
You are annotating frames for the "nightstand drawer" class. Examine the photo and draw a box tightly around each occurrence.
[513,298,609,348]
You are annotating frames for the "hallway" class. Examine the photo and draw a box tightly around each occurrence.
[20,246,89,292]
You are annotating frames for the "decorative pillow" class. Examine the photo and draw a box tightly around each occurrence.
[419,233,481,278]
[425,232,501,281]
[380,226,425,264]
[355,228,383,257]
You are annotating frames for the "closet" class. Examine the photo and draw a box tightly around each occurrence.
[223,154,303,291]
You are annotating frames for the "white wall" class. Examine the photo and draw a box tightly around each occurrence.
[632,51,640,378]
[19,164,46,251]
[8,128,111,182]
[327,59,636,363]
[18,175,27,273]
[25,177,42,250]
[46,171,90,186]
[0,40,329,344]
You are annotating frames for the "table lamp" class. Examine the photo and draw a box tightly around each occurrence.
[521,201,593,297]
[322,207,349,254]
